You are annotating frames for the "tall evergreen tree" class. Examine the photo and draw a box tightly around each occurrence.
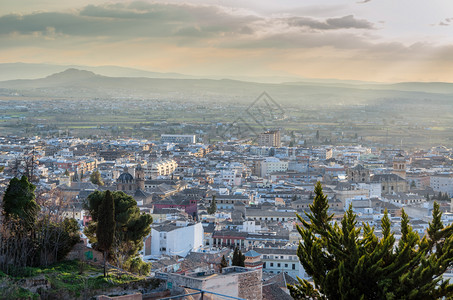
[207,195,217,215]
[288,181,453,299]
[2,175,39,228]
[84,190,152,273]
[232,247,245,267]
[220,255,228,271]
[96,190,115,277]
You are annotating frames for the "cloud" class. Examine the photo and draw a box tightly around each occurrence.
[357,0,372,3]
[0,2,374,40]
[1,0,450,76]
[438,18,452,26]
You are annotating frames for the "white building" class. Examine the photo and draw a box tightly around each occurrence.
[161,134,196,144]
[430,175,453,196]
[254,247,307,279]
[220,169,242,186]
[259,158,289,177]
[146,222,204,258]
[145,159,177,179]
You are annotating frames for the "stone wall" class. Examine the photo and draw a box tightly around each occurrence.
[238,269,262,300]
[97,294,141,300]
[166,267,262,300]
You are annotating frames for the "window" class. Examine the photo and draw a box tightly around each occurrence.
[292,264,296,270]
[270,263,274,267]
[277,263,281,267]
[285,264,288,268]
[263,262,266,268]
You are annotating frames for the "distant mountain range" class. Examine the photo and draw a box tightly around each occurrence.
[0,67,452,105]
[0,62,305,83]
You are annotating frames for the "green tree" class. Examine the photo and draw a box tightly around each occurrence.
[220,255,228,271]
[2,176,39,228]
[64,169,70,176]
[207,195,217,215]
[96,190,115,277]
[288,182,453,299]
[84,190,153,273]
[232,247,245,267]
[90,170,104,186]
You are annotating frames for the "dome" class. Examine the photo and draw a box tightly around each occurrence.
[117,172,134,183]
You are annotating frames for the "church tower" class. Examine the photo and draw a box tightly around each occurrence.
[392,153,406,179]
[135,164,145,190]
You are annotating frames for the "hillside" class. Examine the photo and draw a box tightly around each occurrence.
[1,68,452,106]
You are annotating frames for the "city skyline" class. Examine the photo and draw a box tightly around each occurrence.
[1,0,453,83]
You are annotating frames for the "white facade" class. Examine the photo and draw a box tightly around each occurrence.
[430,175,453,196]
[220,169,242,186]
[149,222,204,258]
[357,182,382,198]
[161,134,196,144]
[258,249,307,279]
[240,220,261,233]
[260,158,289,176]
[145,159,177,179]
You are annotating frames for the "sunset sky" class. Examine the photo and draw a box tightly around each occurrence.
[1,0,453,82]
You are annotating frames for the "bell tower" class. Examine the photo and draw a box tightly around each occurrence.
[392,153,406,179]
[135,164,145,190]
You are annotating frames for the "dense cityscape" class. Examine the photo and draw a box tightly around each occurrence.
[1,127,452,298]
[2,0,453,299]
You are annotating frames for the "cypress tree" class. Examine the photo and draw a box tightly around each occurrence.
[96,190,115,277]
[207,195,217,215]
[232,247,245,267]
[220,255,228,271]
[288,181,453,299]
[2,175,39,228]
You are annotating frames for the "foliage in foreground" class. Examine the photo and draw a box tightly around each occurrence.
[288,181,453,300]
[1,176,80,276]
[84,190,153,274]
[0,260,145,300]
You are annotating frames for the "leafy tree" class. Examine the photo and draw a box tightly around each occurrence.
[96,190,115,277]
[90,170,104,186]
[220,255,228,271]
[2,176,39,228]
[0,166,4,173]
[288,181,453,300]
[0,177,79,275]
[84,190,153,273]
[207,195,217,215]
[64,169,70,176]
[232,247,245,267]
[124,256,151,275]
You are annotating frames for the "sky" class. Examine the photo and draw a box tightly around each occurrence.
[1,0,453,82]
